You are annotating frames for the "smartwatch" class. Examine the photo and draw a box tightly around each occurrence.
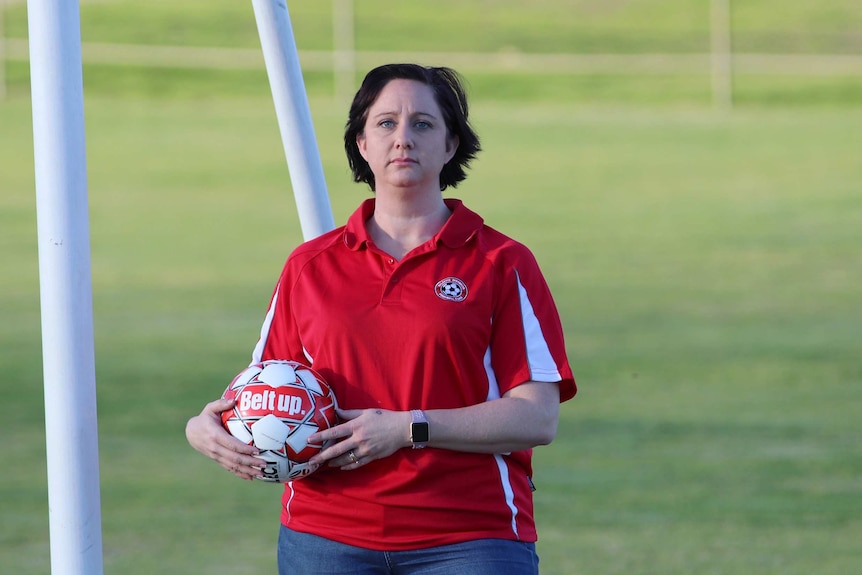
[410,409,429,449]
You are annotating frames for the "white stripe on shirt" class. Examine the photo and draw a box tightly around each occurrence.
[484,346,519,538]
[515,269,562,382]
[251,282,280,365]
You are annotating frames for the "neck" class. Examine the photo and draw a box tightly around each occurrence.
[368,196,451,260]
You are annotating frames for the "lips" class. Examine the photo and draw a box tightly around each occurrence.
[389,157,417,165]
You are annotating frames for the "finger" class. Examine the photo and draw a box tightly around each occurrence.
[335,408,363,421]
[218,432,260,456]
[331,446,369,470]
[213,444,262,470]
[308,438,363,468]
[307,442,341,467]
[201,423,261,464]
[220,452,265,480]
[205,397,236,414]
[329,448,358,469]
[308,420,353,445]
[338,449,367,470]
[227,463,261,481]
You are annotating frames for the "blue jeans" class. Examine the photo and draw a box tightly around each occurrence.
[277,525,539,575]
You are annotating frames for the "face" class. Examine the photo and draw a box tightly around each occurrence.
[356,79,459,193]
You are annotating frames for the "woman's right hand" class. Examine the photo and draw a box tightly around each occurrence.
[185,398,264,481]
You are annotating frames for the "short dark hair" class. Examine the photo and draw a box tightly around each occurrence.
[344,63,481,192]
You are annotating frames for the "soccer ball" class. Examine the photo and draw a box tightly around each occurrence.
[221,360,338,482]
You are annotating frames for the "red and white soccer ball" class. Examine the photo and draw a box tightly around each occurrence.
[221,360,338,482]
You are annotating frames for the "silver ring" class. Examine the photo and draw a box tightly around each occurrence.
[348,450,358,464]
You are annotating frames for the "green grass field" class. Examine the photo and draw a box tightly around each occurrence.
[2,1,862,574]
[3,95,861,574]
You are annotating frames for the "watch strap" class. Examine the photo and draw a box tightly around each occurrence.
[410,409,429,449]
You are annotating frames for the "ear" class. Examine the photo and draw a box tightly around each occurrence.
[444,134,459,164]
[356,132,368,162]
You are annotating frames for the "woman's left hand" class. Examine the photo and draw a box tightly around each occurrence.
[308,408,410,470]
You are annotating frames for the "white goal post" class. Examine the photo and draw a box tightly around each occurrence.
[252,0,335,241]
[28,0,104,573]
[29,2,333,574]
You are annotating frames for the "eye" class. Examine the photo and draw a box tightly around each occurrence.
[414,120,431,129]
[378,119,395,128]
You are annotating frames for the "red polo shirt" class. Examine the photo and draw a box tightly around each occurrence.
[252,198,575,550]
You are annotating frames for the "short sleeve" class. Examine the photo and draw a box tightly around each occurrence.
[488,245,576,402]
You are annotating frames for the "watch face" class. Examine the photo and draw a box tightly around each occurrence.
[411,422,430,443]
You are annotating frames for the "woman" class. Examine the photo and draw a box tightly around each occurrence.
[186,63,576,574]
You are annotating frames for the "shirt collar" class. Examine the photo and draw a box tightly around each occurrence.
[342,198,483,251]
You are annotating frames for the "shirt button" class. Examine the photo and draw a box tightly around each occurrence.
[387,258,395,264]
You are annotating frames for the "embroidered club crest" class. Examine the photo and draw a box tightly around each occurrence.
[434,277,468,302]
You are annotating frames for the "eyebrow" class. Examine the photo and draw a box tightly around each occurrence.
[371,110,439,120]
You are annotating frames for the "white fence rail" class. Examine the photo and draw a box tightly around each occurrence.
[4,38,862,106]
[6,38,862,76]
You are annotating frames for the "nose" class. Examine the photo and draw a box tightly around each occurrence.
[394,125,413,149]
